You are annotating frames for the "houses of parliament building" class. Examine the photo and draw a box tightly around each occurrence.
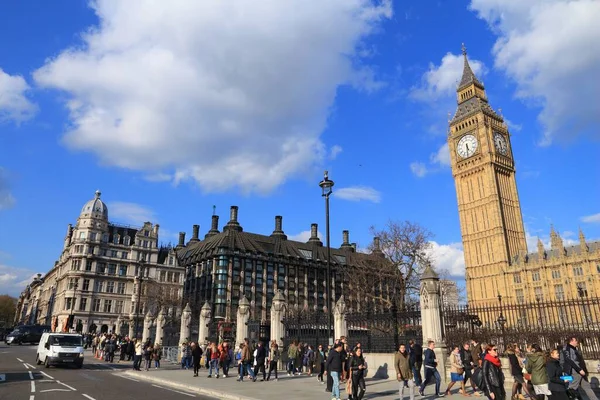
[449,45,600,306]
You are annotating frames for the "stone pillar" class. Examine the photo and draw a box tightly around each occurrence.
[333,296,348,340]
[155,308,166,345]
[420,263,448,383]
[180,303,192,343]
[128,314,135,338]
[198,302,212,345]
[142,310,153,343]
[270,291,287,348]
[236,296,250,345]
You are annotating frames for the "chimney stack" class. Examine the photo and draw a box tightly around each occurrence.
[308,223,322,245]
[341,230,353,250]
[205,215,220,238]
[271,216,287,239]
[190,224,200,243]
[224,205,243,232]
[351,243,357,252]
[153,224,160,236]
[372,236,385,257]
[177,232,186,248]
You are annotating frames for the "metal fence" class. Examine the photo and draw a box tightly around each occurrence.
[160,346,180,364]
[346,304,422,353]
[282,309,330,350]
[443,296,600,358]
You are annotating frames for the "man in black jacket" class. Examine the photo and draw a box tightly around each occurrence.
[409,340,423,386]
[253,341,267,382]
[562,337,598,400]
[419,341,442,397]
[326,343,343,400]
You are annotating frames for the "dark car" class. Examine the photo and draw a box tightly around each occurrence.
[5,325,51,345]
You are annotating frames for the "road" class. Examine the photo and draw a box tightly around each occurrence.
[0,343,215,400]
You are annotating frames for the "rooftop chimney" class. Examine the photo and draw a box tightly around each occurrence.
[341,230,353,250]
[177,232,186,248]
[271,215,287,239]
[190,224,200,243]
[153,224,160,236]
[308,223,322,245]
[224,205,243,232]
[205,215,220,238]
[372,236,385,257]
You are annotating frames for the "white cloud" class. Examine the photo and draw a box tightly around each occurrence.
[0,263,43,297]
[410,162,428,178]
[409,52,486,102]
[33,0,392,193]
[143,172,172,183]
[334,186,381,203]
[427,241,465,277]
[0,167,16,210]
[0,68,37,123]
[288,230,324,243]
[581,213,600,224]
[430,143,450,167]
[469,0,600,145]
[108,202,156,226]
[329,145,343,160]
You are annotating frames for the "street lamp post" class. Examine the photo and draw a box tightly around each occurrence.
[497,294,507,353]
[319,171,335,346]
[134,260,146,339]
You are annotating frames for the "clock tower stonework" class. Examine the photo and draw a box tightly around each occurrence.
[448,45,528,305]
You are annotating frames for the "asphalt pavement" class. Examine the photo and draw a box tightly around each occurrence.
[0,343,216,400]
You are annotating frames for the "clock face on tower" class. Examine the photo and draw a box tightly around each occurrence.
[493,132,508,155]
[456,134,478,159]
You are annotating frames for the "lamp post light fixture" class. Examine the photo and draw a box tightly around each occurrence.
[134,259,146,340]
[497,294,507,353]
[319,170,335,346]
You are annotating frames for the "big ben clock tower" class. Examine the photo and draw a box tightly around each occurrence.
[448,45,528,305]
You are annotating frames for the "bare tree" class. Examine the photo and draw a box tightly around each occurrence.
[142,280,181,323]
[363,220,433,308]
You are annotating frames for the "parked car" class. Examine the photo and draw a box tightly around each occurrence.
[36,332,84,368]
[5,325,51,345]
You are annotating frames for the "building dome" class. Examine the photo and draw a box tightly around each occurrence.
[80,190,108,220]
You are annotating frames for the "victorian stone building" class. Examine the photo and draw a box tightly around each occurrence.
[448,46,600,306]
[14,191,184,336]
[178,206,388,323]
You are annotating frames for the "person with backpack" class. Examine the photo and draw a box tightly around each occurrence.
[304,345,315,376]
[526,344,550,400]
[481,344,505,400]
[561,337,598,400]
[287,340,299,376]
[253,341,267,382]
[547,348,570,400]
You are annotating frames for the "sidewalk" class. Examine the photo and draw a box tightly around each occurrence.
[120,368,492,400]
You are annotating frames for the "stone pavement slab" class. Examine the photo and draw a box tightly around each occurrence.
[120,368,488,400]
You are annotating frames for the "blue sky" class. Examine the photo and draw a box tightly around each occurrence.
[1,0,599,297]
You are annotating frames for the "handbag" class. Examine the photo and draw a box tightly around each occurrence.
[524,373,532,381]
[457,367,464,374]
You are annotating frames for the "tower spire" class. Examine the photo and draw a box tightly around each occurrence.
[458,43,483,89]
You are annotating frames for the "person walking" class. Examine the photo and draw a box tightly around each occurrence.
[191,342,203,377]
[445,345,468,396]
[481,344,505,400]
[410,340,423,386]
[395,343,415,400]
[419,341,443,397]
[562,337,598,400]
[526,344,550,400]
[325,343,343,400]
[315,344,326,383]
[547,349,569,400]
[350,348,367,400]
[267,342,280,381]
[253,341,267,382]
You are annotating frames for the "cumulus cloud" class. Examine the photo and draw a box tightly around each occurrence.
[469,0,600,145]
[430,143,450,167]
[409,52,486,102]
[581,213,600,224]
[0,68,37,123]
[427,241,466,277]
[288,229,324,243]
[329,145,343,160]
[33,0,392,193]
[0,167,16,210]
[0,262,43,297]
[108,202,157,226]
[334,186,381,203]
[410,162,428,178]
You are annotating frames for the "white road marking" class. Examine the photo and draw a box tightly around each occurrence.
[23,363,30,369]
[40,389,71,393]
[24,363,36,369]
[118,375,140,382]
[30,396,34,400]
[56,380,77,391]
[37,380,55,383]
[40,371,55,380]
[31,380,36,393]
[152,384,196,397]
[28,371,34,380]
[82,394,97,400]
[17,358,24,362]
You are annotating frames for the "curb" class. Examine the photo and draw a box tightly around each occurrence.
[120,370,259,400]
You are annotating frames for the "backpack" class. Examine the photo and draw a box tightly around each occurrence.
[472,366,483,389]
[288,345,298,359]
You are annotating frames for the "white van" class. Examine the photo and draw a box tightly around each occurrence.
[36,333,84,368]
